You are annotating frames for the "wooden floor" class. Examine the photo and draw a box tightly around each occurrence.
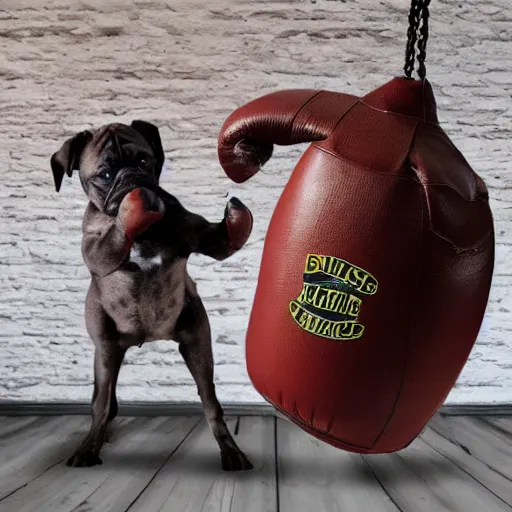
[0,414,511,512]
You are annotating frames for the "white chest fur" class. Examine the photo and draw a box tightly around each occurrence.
[129,245,163,271]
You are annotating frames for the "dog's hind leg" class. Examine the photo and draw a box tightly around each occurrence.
[67,293,126,467]
[174,293,253,472]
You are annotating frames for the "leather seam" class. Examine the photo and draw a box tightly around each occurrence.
[397,118,420,173]
[421,182,487,203]
[423,125,482,198]
[370,185,426,449]
[358,99,440,126]
[260,392,376,451]
[321,97,361,137]
[288,90,326,140]
[312,145,420,182]
[426,226,492,254]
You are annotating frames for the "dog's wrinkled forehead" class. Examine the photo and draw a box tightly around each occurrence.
[94,123,150,154]
[81,123,153,175]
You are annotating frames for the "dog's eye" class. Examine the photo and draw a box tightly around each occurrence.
[99,169,113,182]
[138,159,147,169]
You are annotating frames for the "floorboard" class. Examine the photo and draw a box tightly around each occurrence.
[0,417,43,440]
[71,416,200,512]
[0,414,511,511]
[0,417,199,512]
[477,416,512,438]
[363,435,512,512]
[429,415,512,483]
[421,426,512,506]
[0,416,87,501]
[127,416,277,512]
[276,418,400,512]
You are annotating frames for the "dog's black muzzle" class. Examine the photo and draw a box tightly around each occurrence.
[103,167,160,217]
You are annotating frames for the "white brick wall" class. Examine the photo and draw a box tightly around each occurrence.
[0,0,510,404]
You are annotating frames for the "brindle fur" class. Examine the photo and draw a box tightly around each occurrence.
[51,120,253,471]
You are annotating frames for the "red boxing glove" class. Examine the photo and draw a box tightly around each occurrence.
[217,78,494,454]
[118,188,165,242]
[224,196,253,254]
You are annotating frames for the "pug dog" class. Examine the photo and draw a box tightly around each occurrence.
[50,120,253,471]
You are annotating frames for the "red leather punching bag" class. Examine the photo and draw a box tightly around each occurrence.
[217,76,494,453]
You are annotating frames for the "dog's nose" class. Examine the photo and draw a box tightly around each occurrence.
[113,167,157,190]
[104,167,158,217]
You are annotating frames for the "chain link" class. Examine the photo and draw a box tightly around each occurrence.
[403,0,431,80]
[416,0,431,79]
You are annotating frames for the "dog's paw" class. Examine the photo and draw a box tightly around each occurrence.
[66,449,103,468]
[221,449,254,472]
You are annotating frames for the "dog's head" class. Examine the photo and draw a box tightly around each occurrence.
[50,120,165,215]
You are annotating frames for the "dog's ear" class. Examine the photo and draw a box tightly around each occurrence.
[130,120,165,179]
[50,130,92,192]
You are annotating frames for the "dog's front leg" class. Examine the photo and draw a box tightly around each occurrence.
[67,342,125,467]
[67,294,126,467]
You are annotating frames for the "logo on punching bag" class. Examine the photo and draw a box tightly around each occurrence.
[289,254,378,341]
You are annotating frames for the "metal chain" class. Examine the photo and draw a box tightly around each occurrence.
[403,0,432,80]
[404,0,422,78]
[416,0,431,79]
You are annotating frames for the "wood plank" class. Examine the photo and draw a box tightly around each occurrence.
[0,416,68,455]
[0,416,129,503]
[224,417,277,512]
[429,415,512,482]
[0,416,199,512]
[0,416,88,499]
[128,416,277,512]
[70,416,200,512]
[478,416,512,437]
[0,417,42,440]
[363,436,512,512]
[276,419,400,512]
[420,426,512,506]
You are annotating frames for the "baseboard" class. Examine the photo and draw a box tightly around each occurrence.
[0,401,276,417]
[437,404,512,416]
[0,401,511,416]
